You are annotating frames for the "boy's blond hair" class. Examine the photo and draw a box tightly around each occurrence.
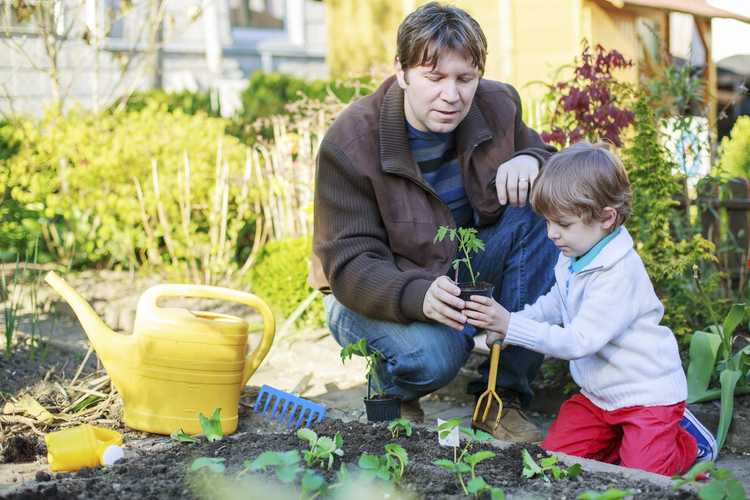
[531,142,632,226]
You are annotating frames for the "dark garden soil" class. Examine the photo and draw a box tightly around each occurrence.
[1,417,697,500]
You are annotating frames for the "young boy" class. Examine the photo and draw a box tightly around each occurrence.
[464,142,717,476]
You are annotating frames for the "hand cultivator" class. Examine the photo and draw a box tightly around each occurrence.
[252,384,326,430]
[472,342,503,430]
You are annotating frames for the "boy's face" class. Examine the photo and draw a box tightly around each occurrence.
[395,49,480,134]
[545,210,616,258]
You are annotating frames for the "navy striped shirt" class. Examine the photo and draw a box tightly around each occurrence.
[406,122,474,227]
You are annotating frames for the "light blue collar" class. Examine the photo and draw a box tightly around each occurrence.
[569,227,622,274]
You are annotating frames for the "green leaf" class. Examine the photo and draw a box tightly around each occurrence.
[358,453,381,470]
[491,487,506,500]
[521,449,543,479]
[301,470,326,494]
[717,369,742,450]
[170,428,199,443]
[250,451,285,470]
[540,456,557,468]
[464,450,496,466]
[431,458,470,474]
[437,418,461,438]
[198,408,223,442]
[467,476,490,494]
[687,330,722,402]
[275,464,302,483]
[296,427,317,445]
[385,443,408,465]
[721,304,746,339]
[190,457,225,474]
[387,418,413,438]
[566,463,583,479]
[577,489,632,500]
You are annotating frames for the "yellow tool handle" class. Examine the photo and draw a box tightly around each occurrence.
[486,342,502,392]
[142,285,275,387]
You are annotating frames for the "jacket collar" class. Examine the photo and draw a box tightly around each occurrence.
[556,226,634,276]
[379,78,493,177]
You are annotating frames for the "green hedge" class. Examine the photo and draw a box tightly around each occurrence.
[247,236,324,328]
[117,89,220,117]
[716,116,750,179]
[0,104,250,267]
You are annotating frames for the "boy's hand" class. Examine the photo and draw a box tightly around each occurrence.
[464,295,510,333]
[485,331,506,348]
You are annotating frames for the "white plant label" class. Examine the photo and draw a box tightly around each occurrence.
[437,418,460,447]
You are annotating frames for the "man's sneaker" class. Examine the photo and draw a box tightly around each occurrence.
[681,408,718,462]
[472,401,543,443]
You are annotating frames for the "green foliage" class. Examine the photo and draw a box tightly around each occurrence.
[340,338,386,397]
[672,462,747,500]
[434,226,485,286]
[296,427,344,470]
[433,419,499,497]
[357,443,409,483]
[623,94,715,337]
[198,408,224,442]
[0,104,250,269]
[243,450,304,483]
[118,89,220,117]
[190,457,226,474]
[686,298,750,450]
[577,489,633,500]
[247,236,324,328]
[716,116,750,179]
[387,418,412,439]
[170,428,199,444]
[520,449,582,482]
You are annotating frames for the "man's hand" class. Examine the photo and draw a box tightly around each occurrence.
[464,294,511,333]
[495,154,540,207]
[423,276,466,330]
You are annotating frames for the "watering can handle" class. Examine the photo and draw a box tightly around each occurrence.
[140,285,275,387]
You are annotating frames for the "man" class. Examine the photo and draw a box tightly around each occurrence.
[309,2,558,442]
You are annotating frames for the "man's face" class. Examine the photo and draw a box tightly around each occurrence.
[396,50,480,134]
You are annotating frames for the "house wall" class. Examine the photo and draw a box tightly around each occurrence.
[0,0,327,117]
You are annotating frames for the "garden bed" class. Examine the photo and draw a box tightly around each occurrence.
[1,417,696,500]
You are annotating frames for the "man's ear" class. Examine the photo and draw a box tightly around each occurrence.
[600,207,618,230]
[395,58,409,89]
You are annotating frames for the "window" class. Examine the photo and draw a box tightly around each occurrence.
[0,0,65,34]
[229,0,285,30]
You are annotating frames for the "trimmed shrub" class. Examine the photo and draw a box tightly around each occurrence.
[117,89,220,117]
[247,236,324,328]
[716,116,750,179]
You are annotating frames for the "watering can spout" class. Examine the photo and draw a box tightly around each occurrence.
[44,272,133,371]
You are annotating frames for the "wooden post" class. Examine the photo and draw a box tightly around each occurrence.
[694,16,717,149]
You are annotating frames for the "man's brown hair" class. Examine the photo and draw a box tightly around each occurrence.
[396,2,487,75]
[531,142,632,226]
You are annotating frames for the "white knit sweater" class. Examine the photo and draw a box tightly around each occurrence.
[506,227,687,411]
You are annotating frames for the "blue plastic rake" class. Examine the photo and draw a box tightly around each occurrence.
[252,384,327,430]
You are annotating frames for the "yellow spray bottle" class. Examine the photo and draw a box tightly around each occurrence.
[45,424,124,472]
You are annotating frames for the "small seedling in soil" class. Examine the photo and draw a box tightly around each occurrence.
[521,449,582,482]
[243,450,303,483]
[297,427,344,470]
[300,470,328,499]
[388,418,413,439]
[190,457,226,474]
[199,408,223,442]
[433,418,503,496]
[357,443,409,484]
[171,428,199,444]
[340,338,386,398]
[576,489,633,500]
[434,225,485,286]
[672,462,747,500]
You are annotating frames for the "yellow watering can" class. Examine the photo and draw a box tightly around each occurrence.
[45,272,275,436]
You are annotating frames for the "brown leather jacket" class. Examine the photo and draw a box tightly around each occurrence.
[310,76,554,324]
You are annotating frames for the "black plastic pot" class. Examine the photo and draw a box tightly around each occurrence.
[363,396,401,422]
[457,281,495,302]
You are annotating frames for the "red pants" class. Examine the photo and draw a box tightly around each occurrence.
[542,393,697,476]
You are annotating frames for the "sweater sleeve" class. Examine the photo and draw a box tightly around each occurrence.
[312,140,435,324]
[515,282,564,325]
[505,271,637,360]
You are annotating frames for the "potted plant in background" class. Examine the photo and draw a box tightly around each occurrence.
[341,339,400,422]
[434,226,494,301]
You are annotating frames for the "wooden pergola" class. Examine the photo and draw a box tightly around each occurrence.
[602,0,750,137]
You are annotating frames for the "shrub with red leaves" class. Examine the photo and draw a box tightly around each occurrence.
[542,41,635,148]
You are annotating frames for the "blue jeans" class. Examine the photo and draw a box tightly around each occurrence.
[325,206,558,405]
